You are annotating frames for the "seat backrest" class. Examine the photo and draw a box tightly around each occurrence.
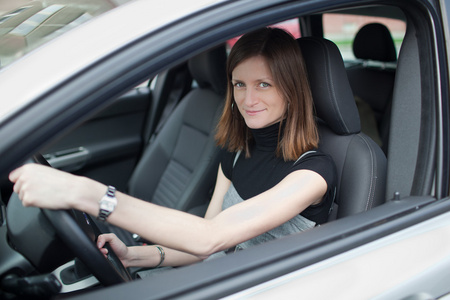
[346,23,397,153]
[297,37,387,220]
[128,45,227,215]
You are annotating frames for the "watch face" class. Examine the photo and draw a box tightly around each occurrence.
[100,197,117,211]
[98,187,117,221]
[102,201,114,211]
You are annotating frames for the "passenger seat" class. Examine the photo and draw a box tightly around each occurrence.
[298,37,387,220]
[346,23,397,154]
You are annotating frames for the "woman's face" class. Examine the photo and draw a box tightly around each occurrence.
[232,55,286,129]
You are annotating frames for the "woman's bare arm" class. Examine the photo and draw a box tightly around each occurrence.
[9,163,326,258]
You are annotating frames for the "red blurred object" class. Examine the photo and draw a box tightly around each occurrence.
[226,19,300,49]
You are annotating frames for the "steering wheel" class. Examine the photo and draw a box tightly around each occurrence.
[7,155,131,286]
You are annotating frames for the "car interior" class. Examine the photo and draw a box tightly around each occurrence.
[96,33,388,247]
[0,1,442,298]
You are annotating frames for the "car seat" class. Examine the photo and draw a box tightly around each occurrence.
[106,45,227,245]
[346,23,397,154]
[297,37,387,220]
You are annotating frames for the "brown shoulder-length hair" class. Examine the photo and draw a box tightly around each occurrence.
[215,27,318,161]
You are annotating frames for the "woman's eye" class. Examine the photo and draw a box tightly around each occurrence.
[234,82,245,88]
[259,82,270,88]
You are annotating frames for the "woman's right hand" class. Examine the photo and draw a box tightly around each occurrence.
[97,233,129,266]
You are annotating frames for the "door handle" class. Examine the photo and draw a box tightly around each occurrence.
[43,147,90,172]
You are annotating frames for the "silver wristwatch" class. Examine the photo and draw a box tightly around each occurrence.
[97,185,117,222]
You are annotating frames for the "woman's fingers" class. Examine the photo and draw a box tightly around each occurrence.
[97,233,128,263]
[97,234,117,258]
[97,233,117,244]
[8,164,104,212]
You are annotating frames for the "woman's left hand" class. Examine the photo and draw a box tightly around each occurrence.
[9,164,104,211]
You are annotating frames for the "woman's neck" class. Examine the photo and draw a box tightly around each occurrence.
[250,122,284,152]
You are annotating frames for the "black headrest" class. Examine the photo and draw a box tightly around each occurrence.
[297,37,360,135]
[188,45,227,95]
[353,23,397,62]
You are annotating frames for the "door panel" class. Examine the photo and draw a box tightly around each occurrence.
[41,87,151,192]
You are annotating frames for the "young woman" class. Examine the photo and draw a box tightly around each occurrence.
[9,27,336,270]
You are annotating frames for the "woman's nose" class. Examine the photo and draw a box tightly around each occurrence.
[244,88,258,106]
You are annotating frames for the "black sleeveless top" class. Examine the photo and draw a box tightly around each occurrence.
[221,122,336,224]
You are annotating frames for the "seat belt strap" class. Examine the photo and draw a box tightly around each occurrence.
[148,68,192,145]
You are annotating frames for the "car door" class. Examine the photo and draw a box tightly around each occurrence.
[39,84,151,192]
[0,83,153,205]
[39,60,193,193]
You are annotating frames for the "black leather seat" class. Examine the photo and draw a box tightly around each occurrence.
[297,37,387,220]
[346,23,397,153]
[107,46,227,245]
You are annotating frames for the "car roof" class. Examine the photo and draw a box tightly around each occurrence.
[0,0,221,124]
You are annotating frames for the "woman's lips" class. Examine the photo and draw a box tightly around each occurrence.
[245,109,265,116]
